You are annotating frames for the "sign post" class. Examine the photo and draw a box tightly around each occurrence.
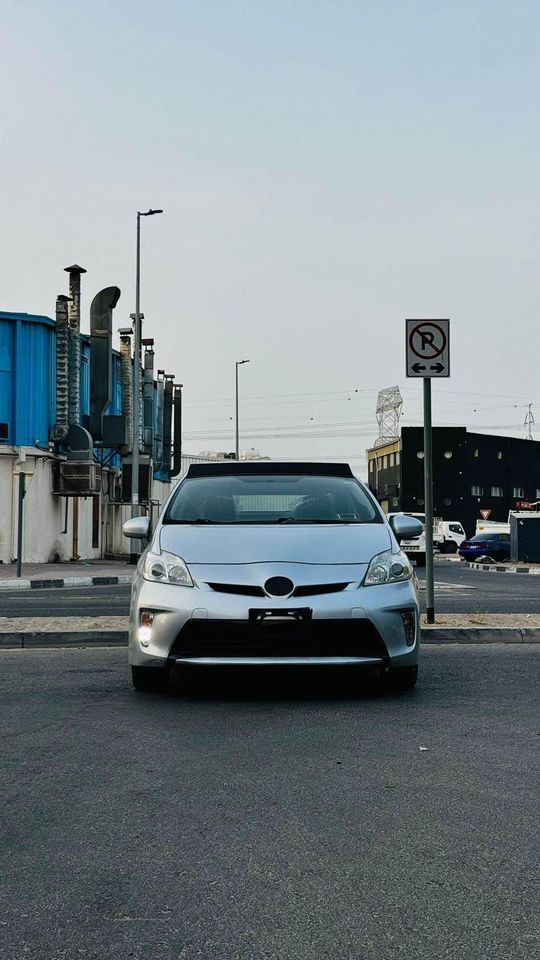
[406,319,450,624]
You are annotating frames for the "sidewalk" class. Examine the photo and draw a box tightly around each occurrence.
[0,560,134,591]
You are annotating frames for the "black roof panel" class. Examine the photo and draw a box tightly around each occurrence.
[185,461,355,479]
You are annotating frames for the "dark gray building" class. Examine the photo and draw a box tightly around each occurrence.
[367,427,540,537]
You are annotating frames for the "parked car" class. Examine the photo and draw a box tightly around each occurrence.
[458,532,511,562]
[123,462,423,693]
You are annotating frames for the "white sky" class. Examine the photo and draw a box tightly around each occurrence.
[2,0,539,476]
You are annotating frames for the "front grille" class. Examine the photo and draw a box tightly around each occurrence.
[293,582,349,597]
[170,619,388,659]
[207,581,350,598]
[208,583,265,597]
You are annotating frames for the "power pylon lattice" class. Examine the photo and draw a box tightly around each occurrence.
[374,386,403,448]
[524,403,535,441]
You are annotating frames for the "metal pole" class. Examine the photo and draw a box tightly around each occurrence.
[16,472,24,578]
[235,362,239,459]
[131,212,141,520]
[423,377,435,623]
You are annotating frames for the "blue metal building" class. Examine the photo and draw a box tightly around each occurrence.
[0,314,124,449]
[0,312,56,446]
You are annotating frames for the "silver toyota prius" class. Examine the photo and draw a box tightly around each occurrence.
[123,462,423,693]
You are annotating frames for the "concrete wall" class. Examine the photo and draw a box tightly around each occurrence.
[0,447,172,563]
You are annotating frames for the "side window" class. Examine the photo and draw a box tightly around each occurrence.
[500,534,510,542]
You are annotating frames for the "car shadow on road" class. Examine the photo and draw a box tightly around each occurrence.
[143,666,420,703]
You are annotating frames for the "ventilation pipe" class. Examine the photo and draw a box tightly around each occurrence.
[172,383,183,477]
[119,330,133,452]
[153,370,165,474]
[162,375,174,481]
[89,286,121,440]
[142,340,155,457]
[53,294,71,441]
[64,264,87,426]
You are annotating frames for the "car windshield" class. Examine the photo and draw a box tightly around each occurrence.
[164,474,382,524]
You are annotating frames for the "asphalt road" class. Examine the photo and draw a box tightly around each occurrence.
[1,645,538,960]
[0,559,538,617]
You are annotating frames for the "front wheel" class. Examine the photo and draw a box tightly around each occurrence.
[445,540,458,554]
[131,665,168,692]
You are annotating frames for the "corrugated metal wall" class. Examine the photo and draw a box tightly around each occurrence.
[0,316,124,449]
[0,312,55,446]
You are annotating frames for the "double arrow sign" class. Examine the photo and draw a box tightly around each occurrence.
[411,362,445,374]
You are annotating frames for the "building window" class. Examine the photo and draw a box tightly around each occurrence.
[377,458,383,470]
[395,452,400,466]
[497,451,502,460]
[513,487,525,498]
[383,455,388,469]
[536,489,540,499]
[443,450,453,459]
[473,449,479,458]
[471,485,484,496]
[491,486,504,498]
[417,451,424,460]
[369,459,374,473]
[389,453,395,467]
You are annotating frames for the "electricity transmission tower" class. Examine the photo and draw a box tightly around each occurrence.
[374,386,403,447]
[524,403,535,440]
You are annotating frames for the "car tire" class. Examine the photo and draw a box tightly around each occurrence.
[384,665,418,692]
[131,665,168,692]
[445,540,458,554]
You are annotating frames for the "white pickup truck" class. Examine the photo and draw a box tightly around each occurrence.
[433,519,466,553]
[387,513,466,563]
[387,512,431,565]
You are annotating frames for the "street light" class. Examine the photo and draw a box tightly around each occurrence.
[235,359,250,460]
[131,209,163,544]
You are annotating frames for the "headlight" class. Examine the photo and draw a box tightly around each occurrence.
[364,549,412,586]
[142,550,194,587]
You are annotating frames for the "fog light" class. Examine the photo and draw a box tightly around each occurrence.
[138,610,154,647]
[401,610,416,646]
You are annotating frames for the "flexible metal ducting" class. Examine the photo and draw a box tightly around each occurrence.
[143,346,155,456]
[65,264,87,426]
[53,295,70,441]
[120,334,133,452]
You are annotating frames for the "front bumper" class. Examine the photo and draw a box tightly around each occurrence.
[128,571,420,669]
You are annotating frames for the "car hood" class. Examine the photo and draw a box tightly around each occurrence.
[159,523,392,565]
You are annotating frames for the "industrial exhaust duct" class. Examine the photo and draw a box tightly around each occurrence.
[89,286,121,440]
[64,264,87,426]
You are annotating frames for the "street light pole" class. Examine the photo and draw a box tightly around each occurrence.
[131,209,163,535]
[235,359,250,459]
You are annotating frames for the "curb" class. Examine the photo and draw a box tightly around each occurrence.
[0,575,133,592]
[1,629,539,650]
[463,562,540,575]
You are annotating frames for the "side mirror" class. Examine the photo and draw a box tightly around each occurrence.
[123,516,151,540]
[389,515,423,541]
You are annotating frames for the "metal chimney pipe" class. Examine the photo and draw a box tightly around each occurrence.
[142,343,155,457]
[119,333,133,451]
[64,264,87,425]
[53,294,71,441]
[172,383,183,476]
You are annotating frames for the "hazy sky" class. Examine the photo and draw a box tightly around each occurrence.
[2,0,539,475]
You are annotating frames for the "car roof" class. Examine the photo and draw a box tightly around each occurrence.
[185,461,355,479]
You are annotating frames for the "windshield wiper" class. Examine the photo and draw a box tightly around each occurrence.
[291,518,361,524]
[164,518,223,525]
